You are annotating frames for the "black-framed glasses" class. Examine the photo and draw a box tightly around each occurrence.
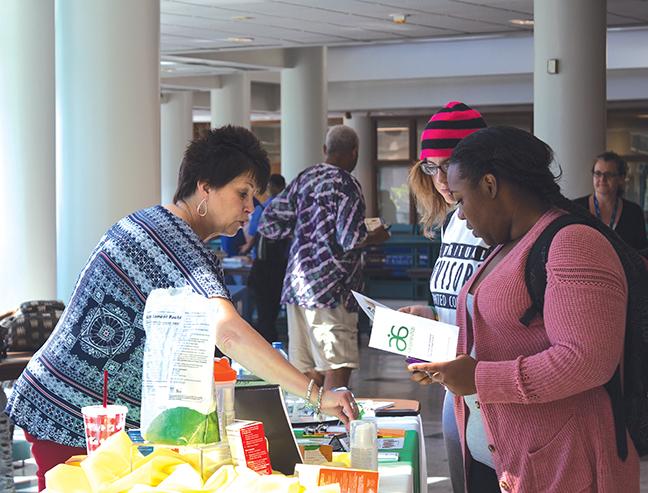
[592,170,619,180]
[420,160,450,176]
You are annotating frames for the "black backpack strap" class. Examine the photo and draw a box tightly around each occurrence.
[522,214,628,460]
[604,368,628,460]
[520,214,590,326]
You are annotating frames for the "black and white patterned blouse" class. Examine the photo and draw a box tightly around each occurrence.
[7,206,230,447]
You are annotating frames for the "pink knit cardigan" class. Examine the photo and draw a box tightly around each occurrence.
[454,209,639,492]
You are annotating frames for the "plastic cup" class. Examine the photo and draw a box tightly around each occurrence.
[81,404,128,454]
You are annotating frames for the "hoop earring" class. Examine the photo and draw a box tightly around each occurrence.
[197,198,208,217]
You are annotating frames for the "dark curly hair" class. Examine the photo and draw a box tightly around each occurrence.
[448,126,635,244]
[449,126,648,453]
[173,125,270,203]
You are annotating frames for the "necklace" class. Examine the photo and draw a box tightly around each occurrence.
[593,194,619,229]
[174,201,196,230]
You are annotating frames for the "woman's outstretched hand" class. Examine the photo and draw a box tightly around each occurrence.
[320,388,359,427]
[407,354,478,396]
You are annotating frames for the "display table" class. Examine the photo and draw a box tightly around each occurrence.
[352,398,424,493]
[376,416,425,493]
[222,265,252,283]
[294,397,425,493]
[225,284,248,316]
[378,429,419,493]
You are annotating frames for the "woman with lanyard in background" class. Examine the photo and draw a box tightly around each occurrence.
[575,151,647,250]
[401,101,488,493]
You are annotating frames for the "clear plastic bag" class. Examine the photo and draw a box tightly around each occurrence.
[141,287,220,445]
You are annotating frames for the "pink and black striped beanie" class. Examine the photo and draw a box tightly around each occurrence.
[419,101,486,160]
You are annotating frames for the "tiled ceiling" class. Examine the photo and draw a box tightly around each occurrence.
[161,0,648,54]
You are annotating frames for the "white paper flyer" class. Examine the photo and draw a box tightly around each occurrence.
[359,296,458,362]
[352,290,389,322]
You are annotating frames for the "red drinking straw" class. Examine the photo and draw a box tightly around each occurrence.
[103,370,108,408]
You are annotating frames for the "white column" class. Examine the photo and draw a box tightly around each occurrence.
[56,0,161,302]
[534,0,607,199]
[161,92,193,204]
[0,1,56,311]
[210,73,250,129]
[281,47,328,182]
[344,112,375,217]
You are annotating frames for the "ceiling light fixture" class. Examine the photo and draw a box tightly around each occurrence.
[231,15,254,21]
[160,61,177,66]
[389,13,410,25]
[226,36,254,43]
[509,19,534,26]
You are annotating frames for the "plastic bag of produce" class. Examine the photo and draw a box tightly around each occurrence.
[141,287,220,445]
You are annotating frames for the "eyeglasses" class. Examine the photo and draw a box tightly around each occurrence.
[592,170,620,180]
[420,160,450,176]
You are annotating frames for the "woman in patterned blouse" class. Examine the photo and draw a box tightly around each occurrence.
[7,126,358,491]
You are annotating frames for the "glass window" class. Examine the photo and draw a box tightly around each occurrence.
[377,120,410,161]
[626,160,648,216]
[251,123,280,170]
[378,165,411,224]
[416,116,429,158]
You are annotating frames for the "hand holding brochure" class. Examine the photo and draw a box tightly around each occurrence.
[354,291,459,362]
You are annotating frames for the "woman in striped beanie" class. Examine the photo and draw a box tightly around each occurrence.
[401,101,494,492]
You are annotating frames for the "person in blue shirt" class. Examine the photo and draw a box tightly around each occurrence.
[245,174,288,342]
[242,193,274,257]
[219,228,246,257]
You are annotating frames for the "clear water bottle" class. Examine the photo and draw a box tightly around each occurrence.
[350,419,378,471]
[213,357,237,440]
[272,341,288,360]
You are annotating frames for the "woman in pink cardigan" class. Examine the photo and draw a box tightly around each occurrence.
[408,126,641,492]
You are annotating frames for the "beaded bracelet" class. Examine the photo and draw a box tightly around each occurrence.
[315,385,325,416]
[305,379,315,405]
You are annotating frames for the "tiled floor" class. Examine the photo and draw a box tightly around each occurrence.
[10,298,648,491]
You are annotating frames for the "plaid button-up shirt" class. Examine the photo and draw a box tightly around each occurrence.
[258,163,368,311]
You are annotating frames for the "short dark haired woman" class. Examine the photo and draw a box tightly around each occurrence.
[7,126,358,491]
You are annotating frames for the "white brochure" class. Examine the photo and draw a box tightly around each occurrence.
[368,305,459,362]
[352,290,389,322]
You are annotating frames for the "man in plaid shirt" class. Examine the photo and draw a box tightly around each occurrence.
[259,125,389,389]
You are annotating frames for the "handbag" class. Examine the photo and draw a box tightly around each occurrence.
[0,300,65,357]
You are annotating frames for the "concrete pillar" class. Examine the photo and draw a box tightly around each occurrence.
[56,0,161,301]
[281,47,328,182]
[161,92,193,204]
[534,0,607,198]
[210,73,250,129]
[343,112,375,216]
[0,0,56,311]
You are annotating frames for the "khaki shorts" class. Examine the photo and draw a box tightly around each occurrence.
[286,303,359,373]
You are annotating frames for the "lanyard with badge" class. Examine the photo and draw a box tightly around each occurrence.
[593,194,619,229]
